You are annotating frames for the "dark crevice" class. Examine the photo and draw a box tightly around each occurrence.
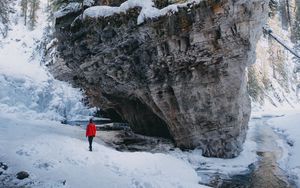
[99,108,125,122]
[102,93,172,139]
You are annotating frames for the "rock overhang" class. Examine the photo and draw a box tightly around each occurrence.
[51,0,268,158]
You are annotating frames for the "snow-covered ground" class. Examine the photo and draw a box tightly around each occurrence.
[0,112,207,188]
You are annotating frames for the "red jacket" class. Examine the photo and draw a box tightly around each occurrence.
[86,123,96,137]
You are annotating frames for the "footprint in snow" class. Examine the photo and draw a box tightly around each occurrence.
[65,157,86,166]
[131,178,154,188]
[33,160,55,171]
[16,147,38,157]
[16,149,30,157]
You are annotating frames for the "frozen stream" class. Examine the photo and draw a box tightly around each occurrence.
[218,117,296,188]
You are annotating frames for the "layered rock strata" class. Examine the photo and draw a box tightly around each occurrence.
[50,0,268,157]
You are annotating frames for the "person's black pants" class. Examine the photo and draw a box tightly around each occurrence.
[88,136,94,151]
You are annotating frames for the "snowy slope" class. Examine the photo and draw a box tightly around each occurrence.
[0,113,207,188]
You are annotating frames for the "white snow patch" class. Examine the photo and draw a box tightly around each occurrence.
[83,0,95,7]
[54,2,82,19]
[83,0,201,25]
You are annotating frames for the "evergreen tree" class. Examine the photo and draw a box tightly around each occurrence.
[28,0,40,30]
[21,0,28,25]
[0,0,10,37]
[20,0,41,29]
[291,2,300,43]
[291,1,300,64]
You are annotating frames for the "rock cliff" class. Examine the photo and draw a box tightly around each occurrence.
[250,0,300,110]
[49,0,268,158]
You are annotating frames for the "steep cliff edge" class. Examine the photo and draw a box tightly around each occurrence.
[49,0,268,158]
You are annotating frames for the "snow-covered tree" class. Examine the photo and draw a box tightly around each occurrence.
[21,0,29,25]
[28,0,40,30]
[20,0,41,30]
[0,0,10,37]
[291,1,300,64]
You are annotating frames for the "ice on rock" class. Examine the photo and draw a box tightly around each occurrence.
[0,0,95,121]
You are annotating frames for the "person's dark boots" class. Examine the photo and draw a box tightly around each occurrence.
[89,146,92,151]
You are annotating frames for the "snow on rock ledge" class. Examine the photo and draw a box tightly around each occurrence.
[54,2,82,19]
[83,0,201,25]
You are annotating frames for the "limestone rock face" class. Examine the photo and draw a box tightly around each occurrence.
[51,0,268,158]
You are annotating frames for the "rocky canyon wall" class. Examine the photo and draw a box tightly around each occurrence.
[49,0,268,158]
[250,0,300,111]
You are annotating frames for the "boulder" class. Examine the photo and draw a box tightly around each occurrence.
[16,171,29,180]
[0,162,8,171]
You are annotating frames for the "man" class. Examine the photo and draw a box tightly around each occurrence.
[86,118,96,151]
